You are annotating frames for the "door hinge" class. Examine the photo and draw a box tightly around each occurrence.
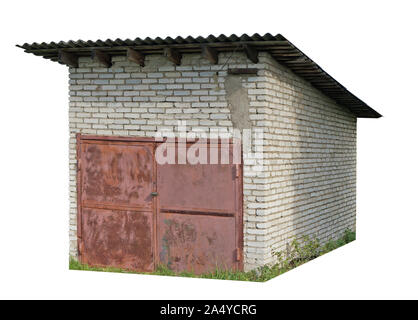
[77,238,84,257]
[235,248,242,262]
[232,165,240,179]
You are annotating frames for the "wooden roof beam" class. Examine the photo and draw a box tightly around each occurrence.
[127,48,145,67]
[58,50,78,68]
[164,47,182,65]
[243,45,258,63]
[201,45,218,64]
[91,50,112,68]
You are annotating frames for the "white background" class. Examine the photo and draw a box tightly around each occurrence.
[0,0,417,299]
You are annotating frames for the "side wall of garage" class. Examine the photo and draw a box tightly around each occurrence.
[256,54,357,266]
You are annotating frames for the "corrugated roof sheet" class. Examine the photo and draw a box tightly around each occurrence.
[17,33,381,118]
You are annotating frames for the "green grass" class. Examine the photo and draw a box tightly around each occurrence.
[69,229,355,282]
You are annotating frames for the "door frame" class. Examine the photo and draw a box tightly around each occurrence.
[76,134,244,271]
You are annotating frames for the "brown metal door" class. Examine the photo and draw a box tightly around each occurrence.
[77,136,243,274]
[156,140,243,274]
[77,136,156,272]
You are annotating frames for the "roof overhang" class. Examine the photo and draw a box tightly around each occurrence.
[17,33,381,118]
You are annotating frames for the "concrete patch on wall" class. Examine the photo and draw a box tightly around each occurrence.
[225,76,251,131]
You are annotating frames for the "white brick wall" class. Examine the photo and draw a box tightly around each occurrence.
[68,51,356,271]
[252,54,357,267]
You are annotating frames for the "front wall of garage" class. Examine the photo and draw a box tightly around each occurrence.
[69,52,268,271]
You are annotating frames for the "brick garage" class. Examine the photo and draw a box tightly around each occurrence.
[18,34,380,273]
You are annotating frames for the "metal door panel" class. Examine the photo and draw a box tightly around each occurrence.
[81,208,154,272]
[77,136,155,272]
[156,140,243,273]
[157,142,238,212]
[158,163,236,213]
[158,212,237,274]
[80,142,153,208]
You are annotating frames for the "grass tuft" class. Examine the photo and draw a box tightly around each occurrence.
[69,229,355,282]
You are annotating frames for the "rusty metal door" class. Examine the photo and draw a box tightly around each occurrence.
[156,140,243,274]
[77,136,156,271]
[77,135,243,274]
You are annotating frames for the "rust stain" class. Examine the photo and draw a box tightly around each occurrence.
[81,209,154,271]
[158,214,237,274]
[81,143,153,207]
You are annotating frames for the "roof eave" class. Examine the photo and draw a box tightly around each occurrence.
[17,33,382,118]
